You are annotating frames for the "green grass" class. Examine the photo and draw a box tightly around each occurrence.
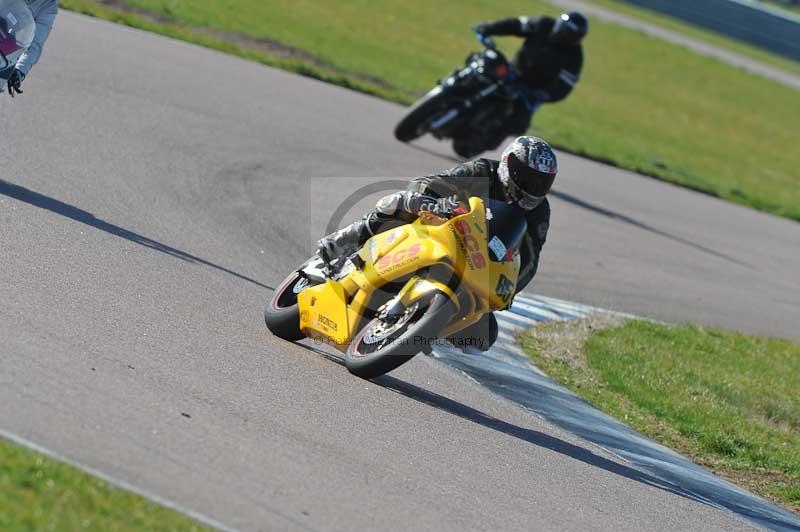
[60,0,800,222]
[587,0,800,77]
[519,319,800,511]
[0,436,209,531]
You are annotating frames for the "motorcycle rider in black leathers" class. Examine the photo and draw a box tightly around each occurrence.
[318,136,557,351]
[455,11,587,158]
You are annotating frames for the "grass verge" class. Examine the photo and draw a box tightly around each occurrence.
[518,318,800,511]
[58,0,413,104]
[0,436,209,531]
[59,0,800,222]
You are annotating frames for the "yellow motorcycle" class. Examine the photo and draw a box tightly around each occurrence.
[265,197,526,379]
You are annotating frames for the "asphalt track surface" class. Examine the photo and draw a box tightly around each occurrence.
[2,12,799,531]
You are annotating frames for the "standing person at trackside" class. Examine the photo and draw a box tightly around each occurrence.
[1,0,58,98]
[318,136,557,351]
[458,11,587,157]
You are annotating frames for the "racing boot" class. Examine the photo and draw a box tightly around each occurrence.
[446,312,499,352]
[317,218,373,272]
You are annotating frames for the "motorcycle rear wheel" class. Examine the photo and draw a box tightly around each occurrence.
[394,88,452,142]
[452,136,486,159]
[345,291,455,379]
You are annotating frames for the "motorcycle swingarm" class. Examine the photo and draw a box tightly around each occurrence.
[430,82,501,134]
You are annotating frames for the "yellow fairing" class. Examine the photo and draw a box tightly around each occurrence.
[298,281,352,346]
[446,198,521,312]
[396,277,458,309]
[297,197,521,351]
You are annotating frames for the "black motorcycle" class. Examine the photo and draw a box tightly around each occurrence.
[394,33,533,158]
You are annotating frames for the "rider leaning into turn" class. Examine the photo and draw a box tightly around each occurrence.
[1,0,59,98]
[318,136,557,351]
[462,11,587,156]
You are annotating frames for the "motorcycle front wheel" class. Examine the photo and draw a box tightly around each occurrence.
[345,291,455,379]
[264,270,314,341]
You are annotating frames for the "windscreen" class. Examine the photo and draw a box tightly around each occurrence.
[484,198,528,263]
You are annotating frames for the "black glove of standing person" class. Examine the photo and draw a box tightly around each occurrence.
[6,69,25,97]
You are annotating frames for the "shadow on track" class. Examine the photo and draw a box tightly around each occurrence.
[549,189,755,269]
[0,179,273,290]
[305,346,706,506]
[375,374,712,505]
[300,345,800,530]
[381,374,800,530]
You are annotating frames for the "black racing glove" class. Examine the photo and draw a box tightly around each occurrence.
[6,69,25,97]
[374,191,460,219]
[407,193,460,218]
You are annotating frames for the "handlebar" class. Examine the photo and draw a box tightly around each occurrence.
[475,32,497,50]
[472,31,519,84]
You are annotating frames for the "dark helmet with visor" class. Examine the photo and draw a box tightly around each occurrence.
[498,136,557,210]
[0,0,35,70]
[550,11,588,45]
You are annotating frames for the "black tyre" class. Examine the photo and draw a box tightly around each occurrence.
[264,270,313,341]
[452,136,485,159]
[394,88,453,142]
[345,292,455,379]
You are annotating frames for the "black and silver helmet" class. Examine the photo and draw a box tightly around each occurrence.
[498,136,558,210]
[550,11,588,45]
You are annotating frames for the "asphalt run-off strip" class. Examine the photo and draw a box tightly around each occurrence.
[551,0,800,91]
[432,294,800,531]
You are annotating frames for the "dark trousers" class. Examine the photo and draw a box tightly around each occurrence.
[453,96,538,158]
